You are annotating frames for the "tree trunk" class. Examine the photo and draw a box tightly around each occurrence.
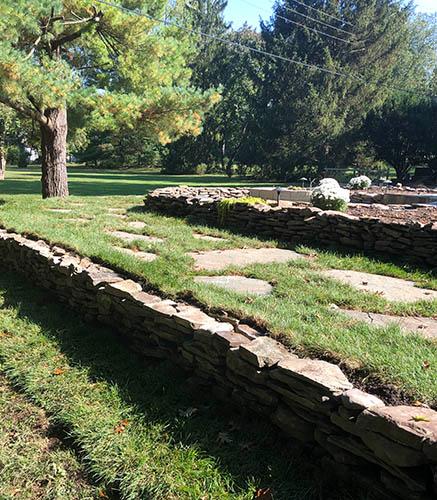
[40,107,69,198]
[0,146,5,180]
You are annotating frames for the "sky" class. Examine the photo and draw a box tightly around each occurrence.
[224,0,437,29]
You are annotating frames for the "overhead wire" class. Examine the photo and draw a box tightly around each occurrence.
[238,0,354,44]
[92,0,436,99]
[288,0,354,27]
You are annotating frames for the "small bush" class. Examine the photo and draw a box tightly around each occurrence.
[349,175,372,190]
[311,178,350,212]
[194,163,207,175]
[217,197,267,224]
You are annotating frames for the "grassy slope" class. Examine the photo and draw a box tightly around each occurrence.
[0,373,99,499]
[0,167,436,405]
[0,270,350,500]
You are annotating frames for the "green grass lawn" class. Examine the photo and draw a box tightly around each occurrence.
[0,372,99,499]
[0,271,352,500]
[0,166,436,407]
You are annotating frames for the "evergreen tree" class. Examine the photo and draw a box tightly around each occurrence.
[257,0,427,179]
[0,1,218,197]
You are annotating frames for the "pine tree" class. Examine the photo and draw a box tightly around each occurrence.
[258,0,425,178]
[0,1,218,197]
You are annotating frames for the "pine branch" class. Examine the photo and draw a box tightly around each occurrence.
[0,95,47,125]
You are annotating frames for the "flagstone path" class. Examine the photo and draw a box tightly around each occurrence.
[115,247,157,262]
[322,269,437,303]
[107,230,163,244]
[194,275,273,296]
[340,309,437,341]
[193,233,227,242]
[188,248,303,271]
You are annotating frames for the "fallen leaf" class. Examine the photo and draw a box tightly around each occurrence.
[411,415,430,423]
[98,489,109,498]
[52,368,65,376]
[422,360,430,369]
[115,418,129,433]
[255,487,273,499]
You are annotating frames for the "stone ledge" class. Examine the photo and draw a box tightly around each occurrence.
[0,227,436,499]
[144,187,437,267]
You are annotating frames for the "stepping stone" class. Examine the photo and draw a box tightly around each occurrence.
[127,221,146,229]
[340,309,437,341]
[108,208,125,213]
[115,247,157,262]
[322,269,437,303]
[108,230,163,244]
[66,217,91,223]
[193,233,227,242]
[188,248,303,271]
[109,214,127,219]
[194,276,273,296]
[47,208,72,213]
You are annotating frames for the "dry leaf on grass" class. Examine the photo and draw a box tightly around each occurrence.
[115,418,129,433]
[254,487,273,499]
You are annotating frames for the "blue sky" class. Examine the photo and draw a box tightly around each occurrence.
[224,0,437,29]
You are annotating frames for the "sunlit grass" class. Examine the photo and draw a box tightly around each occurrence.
[0,166,436,405]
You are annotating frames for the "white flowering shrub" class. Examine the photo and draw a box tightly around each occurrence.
[311,178,350,212]
[349,175,372,190]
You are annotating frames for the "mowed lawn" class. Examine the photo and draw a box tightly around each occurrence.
[0,166,436,407]
[0,271,331,500]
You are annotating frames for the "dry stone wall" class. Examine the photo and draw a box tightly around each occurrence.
[145,187,437,267]
[0,227,436,499]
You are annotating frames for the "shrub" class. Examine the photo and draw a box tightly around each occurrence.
[349,175,372,190]
[194,163,207,175]
[311,178,350,212]
[217,197,267,224]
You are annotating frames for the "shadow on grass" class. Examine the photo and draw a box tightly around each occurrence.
[0,271,359,500]
[0,167,278,197]
[138,206,437,279]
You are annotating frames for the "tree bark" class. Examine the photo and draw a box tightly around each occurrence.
[0,147,5,180]
[40,107,69,198]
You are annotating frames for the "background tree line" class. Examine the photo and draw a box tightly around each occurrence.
[1,1,436,190]
[161,0,436,183]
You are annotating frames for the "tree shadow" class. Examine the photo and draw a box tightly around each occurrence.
[0,271,358,500]
[1,167,278,197]
[140,206,437,277]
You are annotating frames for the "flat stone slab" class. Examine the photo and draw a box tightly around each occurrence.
[193,233,227,242]
[107,230,163,243]
[322,269,437,303]
[108,208,125,213]
[127,221,146,229]
[188,248,303,271]
[341,309,437,341]
[109,214,127,219]
[194,275,273,296]
[65,218,91,223]
[47,208,72,213]
[115,247,157,262]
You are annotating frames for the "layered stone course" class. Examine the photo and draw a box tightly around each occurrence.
[145,187,437,266]
[0,227,436,499]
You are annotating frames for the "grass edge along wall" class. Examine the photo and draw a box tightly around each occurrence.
[0,228,436,500]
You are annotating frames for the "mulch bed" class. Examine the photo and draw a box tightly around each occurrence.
[347,205,437,225]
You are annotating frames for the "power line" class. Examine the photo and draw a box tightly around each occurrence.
[279,3,355,36]
[92,0,436,99]
[239,0,354,44]
[94,0,353,76]
[288,0,354,27]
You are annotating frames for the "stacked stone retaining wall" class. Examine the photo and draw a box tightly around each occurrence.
[0,227,436,499]
[145,187,437,267]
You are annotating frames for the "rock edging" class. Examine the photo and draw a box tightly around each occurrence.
[144,187,437,266]
[0,228,436,499]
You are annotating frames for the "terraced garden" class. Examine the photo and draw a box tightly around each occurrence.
[0,166,436,498]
